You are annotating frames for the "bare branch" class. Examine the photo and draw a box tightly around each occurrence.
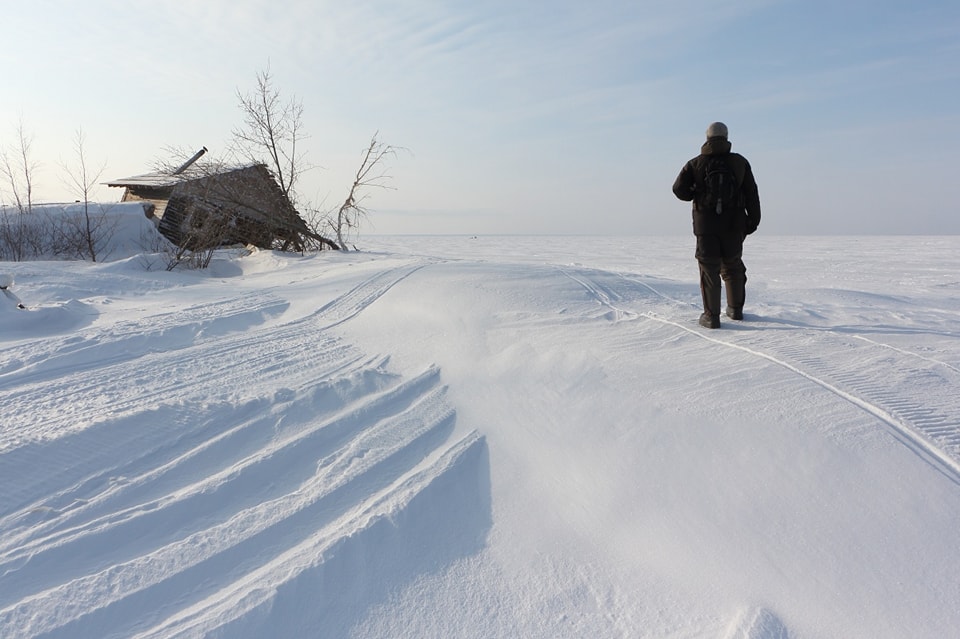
[232,65,309,202]
[329,132,403,250]
[1,118,39,215]
[59,128,114,261]
[0,119,41,260]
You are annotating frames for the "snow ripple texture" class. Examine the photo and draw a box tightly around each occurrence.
[0,261,490,638]
[560,265,960,484]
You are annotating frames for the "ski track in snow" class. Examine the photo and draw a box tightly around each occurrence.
[560,266,960,486]
[0,258,489,638]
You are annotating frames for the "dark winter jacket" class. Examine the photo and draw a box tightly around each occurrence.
[672,138,761,236]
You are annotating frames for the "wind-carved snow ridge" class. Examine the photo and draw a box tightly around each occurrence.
[0,354,489,638]
[0,259,491,639]
[0,260,434,450]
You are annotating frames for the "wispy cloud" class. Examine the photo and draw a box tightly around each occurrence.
[5,0,959,233]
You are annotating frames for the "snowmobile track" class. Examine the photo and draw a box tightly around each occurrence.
[311,259,434,329]
[0,257,489,638]
[562,267,960,485]
[654,315,960,484]
[0,260,432,450]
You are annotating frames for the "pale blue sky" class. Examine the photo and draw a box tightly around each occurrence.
[3,0,958,234]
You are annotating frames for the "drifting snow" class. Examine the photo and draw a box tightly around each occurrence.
[1,234,959,638]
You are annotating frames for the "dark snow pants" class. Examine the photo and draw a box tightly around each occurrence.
[695,233,747,317]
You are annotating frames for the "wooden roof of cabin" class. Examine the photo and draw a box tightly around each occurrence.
[105,163,263,190]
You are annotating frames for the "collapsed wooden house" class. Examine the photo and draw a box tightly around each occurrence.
[107,149,320,251]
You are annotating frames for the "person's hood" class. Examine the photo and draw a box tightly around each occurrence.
[701,137,732,155]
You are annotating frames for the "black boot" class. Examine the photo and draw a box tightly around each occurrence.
[724,274,746,321]
[699,313,721,329]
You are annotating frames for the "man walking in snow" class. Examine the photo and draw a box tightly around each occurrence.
[672,122,761,328]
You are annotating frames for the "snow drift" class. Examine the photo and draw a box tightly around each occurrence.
[0,202,169,263]
[1,235,959,638]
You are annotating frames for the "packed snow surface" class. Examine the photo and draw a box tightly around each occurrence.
[2,235,959,638]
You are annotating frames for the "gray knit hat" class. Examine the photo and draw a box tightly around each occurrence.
[705,122,728,139]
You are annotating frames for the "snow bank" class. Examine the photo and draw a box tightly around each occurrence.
[1,236,959,638]
[0,202,171,262]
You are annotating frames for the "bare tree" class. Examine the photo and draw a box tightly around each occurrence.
[1,118,38,215]
[230,67,400,253]
[0,119,41,261]
[59,127,115,262]
[232,65,307,202]
[328,132,400,250]
[231,67,351,252]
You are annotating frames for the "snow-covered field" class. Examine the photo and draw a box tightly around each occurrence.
[2,230,959,638]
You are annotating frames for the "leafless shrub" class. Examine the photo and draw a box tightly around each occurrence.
[0,205,27,261]
[0,208,50,261]
[1,119,38,216]
[47,204,119,262]
[0,119,39,261]
[58,128,117,262]
[326,132,402,250]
